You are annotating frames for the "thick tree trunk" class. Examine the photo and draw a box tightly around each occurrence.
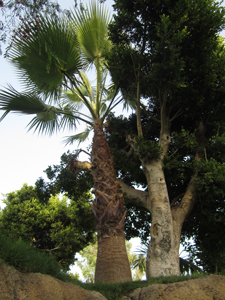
[144,161,180,278]
[95,232,132,283]
[91,121,132,283]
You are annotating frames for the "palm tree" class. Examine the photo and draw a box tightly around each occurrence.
[0,1,132,283]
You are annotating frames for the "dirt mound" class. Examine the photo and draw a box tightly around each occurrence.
[125,274,225,300]
[0,261,106,300]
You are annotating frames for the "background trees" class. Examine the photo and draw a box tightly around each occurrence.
[0,183,95,270]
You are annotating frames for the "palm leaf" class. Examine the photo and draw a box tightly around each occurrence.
[0,85,47,117]
[27,112,60,135]
[9,16,84,98]
[64,127,92,145]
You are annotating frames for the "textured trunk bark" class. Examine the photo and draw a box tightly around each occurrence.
[91,121,132,283]
[95,232,132,283]
[144,161,180,278]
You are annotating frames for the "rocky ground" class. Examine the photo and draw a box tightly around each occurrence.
[1,261,225,300]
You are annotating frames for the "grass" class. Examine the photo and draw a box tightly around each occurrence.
[71,272,208,299]
[0,230,71,282]
[0,231,215,299]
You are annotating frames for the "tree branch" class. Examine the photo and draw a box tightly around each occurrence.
[172,152,201,222]
[172,175,196,223]
[69,159,92,172]
[118,179,151,212]
[140,103,161,123]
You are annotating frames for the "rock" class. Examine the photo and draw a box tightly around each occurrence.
[1,260,225,300]
[126,274,225,300]
[0,261,107,300]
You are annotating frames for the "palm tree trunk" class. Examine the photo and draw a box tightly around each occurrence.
[91,121,132,283]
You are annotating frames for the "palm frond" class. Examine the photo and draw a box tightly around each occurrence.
[0,85,47,116]
[64,127,92,146]
[121,88,137,111]
[70,0,111,63]
[9,16,84,98]
[79,70,95,104]
[62,90,86,112]
[27,112,60,135]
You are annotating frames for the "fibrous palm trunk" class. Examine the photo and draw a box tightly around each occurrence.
[90,121,132,283]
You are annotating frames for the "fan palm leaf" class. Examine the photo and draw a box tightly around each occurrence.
[9,17,84,98]
[0,85,47,119]
[70,1,111,63]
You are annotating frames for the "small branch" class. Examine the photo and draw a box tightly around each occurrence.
[168,148,179,158]
[170,108,182,122]
[75,149,91,157]
[170,193,185,206]
[38,247,60,252]
[136,64,143,137]
[173,175,196,221]
[140,103,161,124]
[119,145,134,158]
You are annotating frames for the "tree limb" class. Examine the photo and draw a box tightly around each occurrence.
[171,153,201,222]
[118,179,151,212]
[171,175,196,223]
[69,159,92,172]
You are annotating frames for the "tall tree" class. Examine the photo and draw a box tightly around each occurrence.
[0,1,132,283]
[107,0,225,278]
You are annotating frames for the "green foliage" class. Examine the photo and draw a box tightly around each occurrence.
[0,184,95,270]
[11,17,82,98]
[109,0,225,103]
[136,136,163,162]
[182,155,225,273]
[42,150,94,200]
